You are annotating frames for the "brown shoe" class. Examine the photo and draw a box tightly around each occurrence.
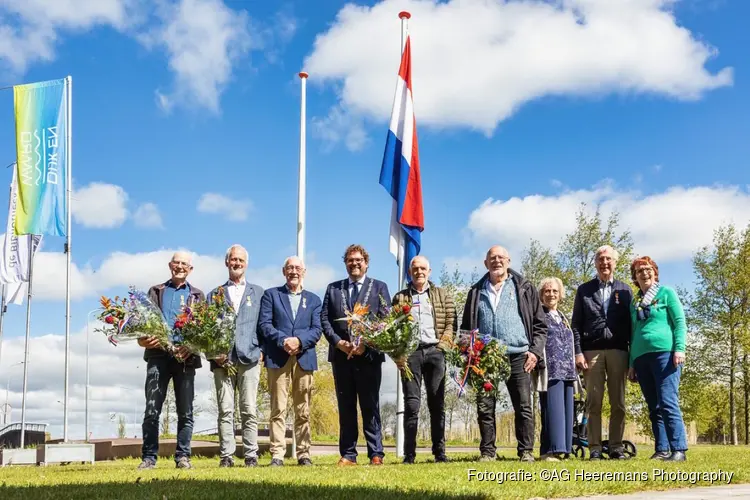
[337,457,357,466]
[370,456,383,465]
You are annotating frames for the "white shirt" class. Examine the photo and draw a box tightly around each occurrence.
[412,284,437,345]
[485,278,507,311]
[227,279,246,314]
[599,278,613,317]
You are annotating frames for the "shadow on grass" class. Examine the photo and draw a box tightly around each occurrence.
[0,479,489,500]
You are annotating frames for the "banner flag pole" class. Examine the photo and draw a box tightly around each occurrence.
[19,242,34,448]
[63,75,73,442]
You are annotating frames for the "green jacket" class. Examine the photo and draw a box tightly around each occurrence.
[392,281,457,351]
[629,285,686,366]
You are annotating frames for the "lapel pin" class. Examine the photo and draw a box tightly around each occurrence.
[302,296,307,309]
[246,296,252,307]
[615,291,620,305]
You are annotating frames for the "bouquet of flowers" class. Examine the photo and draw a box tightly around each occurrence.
[97,287,174,354]
[173,287,237,375]
[338,299,420,380]
[445,329,510,397]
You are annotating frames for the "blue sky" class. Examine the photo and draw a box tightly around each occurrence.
[0,0,748,439]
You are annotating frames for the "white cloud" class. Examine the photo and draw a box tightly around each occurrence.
[133,202,163,229]
[0,326,219,439]
[465,182,750,263]
[26,247,336,302]
[304,0,732,149]
[196,193,253,221]
[72,182,129,229]
[311,104,369,152]
[0,0,136,73]
[140,0,253,113]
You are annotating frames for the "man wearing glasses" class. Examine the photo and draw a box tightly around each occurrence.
[138,251,205,469]
[259,256,323,466]
[460,245,547,462]
[321,244,391,466]
[571,245,633,460]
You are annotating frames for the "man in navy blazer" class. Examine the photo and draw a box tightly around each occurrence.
[571,245,633,460]
[208,244,264,468]
[259,256,323,467]
[321,244,391,466]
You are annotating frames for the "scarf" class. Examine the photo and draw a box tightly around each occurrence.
[635,283,661,321]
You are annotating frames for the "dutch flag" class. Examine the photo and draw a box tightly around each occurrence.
[379,36,424,284]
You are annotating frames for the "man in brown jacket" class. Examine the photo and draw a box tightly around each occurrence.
[392,255,457,464]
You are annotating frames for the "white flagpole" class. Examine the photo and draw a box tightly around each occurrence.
[292,70,308,459]
[395,9,411,460]
[63,75,73,442]
[297,71,308,263]
[19,243,34,448]
[0,284,6,371]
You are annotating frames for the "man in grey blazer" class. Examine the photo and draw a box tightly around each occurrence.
[208,244,264,467]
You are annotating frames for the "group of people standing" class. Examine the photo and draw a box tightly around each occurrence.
[132,242,688,469]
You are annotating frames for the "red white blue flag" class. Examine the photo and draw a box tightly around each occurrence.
[379,36,424,284]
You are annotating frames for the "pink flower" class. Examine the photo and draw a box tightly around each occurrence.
[483,382,493,392]
[105,316,115,324]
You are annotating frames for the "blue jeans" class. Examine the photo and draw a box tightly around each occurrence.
[141,357,196,462]
[633,351,688,453]
[540,380,574,455]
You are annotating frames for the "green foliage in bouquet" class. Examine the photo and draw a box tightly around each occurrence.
[445,330,511,397]
[173,287,237,375]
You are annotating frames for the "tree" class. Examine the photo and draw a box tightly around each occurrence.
[117,415,127,439]
[521,239,563,307]
[380,401,397,440]
[689,224,750,445]
[311,342,339,437]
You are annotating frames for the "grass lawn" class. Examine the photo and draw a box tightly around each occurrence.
[0,446,747,499]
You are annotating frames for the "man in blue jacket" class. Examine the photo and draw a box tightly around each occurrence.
[208,244,264,468]
[571,245,633,460]
[259,256,323,467]
[321,244,390,466]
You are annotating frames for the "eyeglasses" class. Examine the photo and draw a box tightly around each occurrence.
[285,265,304,272]
[636,267,654,275]
[171,260,192,268]
[346,258,365,264]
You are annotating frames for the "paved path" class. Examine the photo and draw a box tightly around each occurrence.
[560,484,750,499]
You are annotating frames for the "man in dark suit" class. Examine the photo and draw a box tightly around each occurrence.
[259,256,323,467]
[208,244,264,468]
[321,244,391,466]
[138,251,204,470]
[571,245,633,460]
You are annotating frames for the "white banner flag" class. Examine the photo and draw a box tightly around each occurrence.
[0,168,42,305]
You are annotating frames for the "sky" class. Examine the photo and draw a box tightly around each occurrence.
[0,0,747,441]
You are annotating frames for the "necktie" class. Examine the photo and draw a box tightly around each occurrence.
[349,282,359,309]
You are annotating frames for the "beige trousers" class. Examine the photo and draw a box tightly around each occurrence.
[583,349,628,453]
[267,356,314,460]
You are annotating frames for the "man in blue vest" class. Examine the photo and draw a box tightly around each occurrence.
[208,244,264,468]
[461,245,547,462]
[259,256,323,466]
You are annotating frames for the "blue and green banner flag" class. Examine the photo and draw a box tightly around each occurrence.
[13,78,68,236]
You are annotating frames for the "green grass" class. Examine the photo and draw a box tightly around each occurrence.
[0,446,747,499]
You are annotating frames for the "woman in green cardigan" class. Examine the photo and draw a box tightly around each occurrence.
[627,256,687,462]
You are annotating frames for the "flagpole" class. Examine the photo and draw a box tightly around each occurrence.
[62,75,73,442]
[0,284,6,372]
[297,71,308,263]
[293,70,308,460]
[19,243,34,448]
[395,9,411,460]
